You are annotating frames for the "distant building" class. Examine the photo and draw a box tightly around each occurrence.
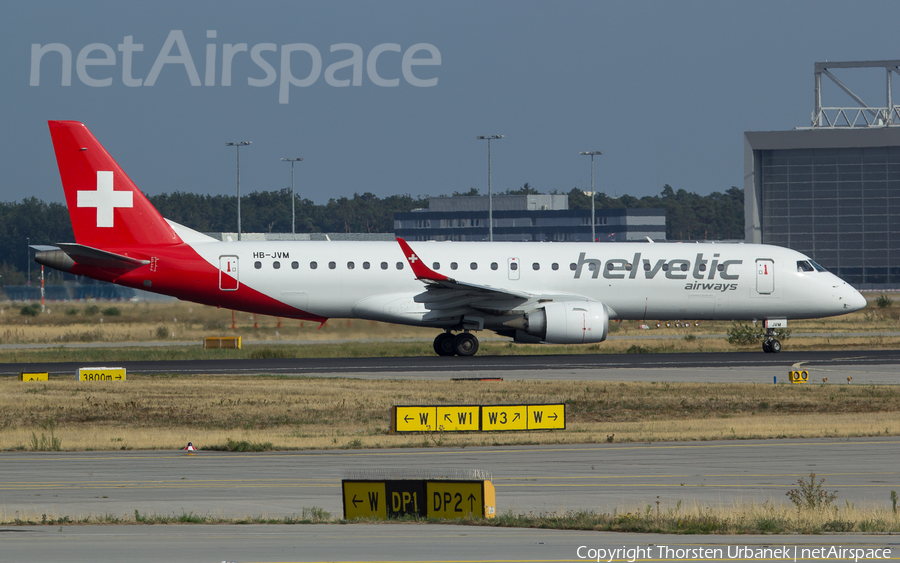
[394,195,666,242]
[2,283,146,301]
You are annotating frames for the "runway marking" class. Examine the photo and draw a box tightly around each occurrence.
[3,438,900,467]
[195,559,900,563]
[0,483,341,490]
[495,471,899,480]
[495,483,895,488]
[233,560,900,563]
[3,438,896,463]
[3,475,896,491]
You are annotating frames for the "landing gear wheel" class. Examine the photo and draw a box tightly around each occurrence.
[433,332,456,356]
[453,332,480,356]
[762,325,782,353]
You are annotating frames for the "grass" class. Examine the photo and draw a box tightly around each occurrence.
[1,296,899,357]
[0,294,899,365]
[3,300,898,534]
[465,501,900,534]
[4,501,900,533]
[2,507,333,526]
[1,377,898,451]
[6,333,900,364]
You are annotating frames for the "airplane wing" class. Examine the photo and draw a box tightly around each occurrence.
[396,238,588,318]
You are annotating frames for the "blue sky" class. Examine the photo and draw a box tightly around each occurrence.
[2,0,898,206]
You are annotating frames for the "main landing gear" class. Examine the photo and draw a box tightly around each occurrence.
[433,331,480,357]
[762,329,781,353]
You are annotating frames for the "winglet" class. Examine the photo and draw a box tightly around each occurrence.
[396,238,451,282]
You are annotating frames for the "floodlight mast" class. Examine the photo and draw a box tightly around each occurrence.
[281,157,303,234]
[226,141,252,241]
[580,151,602,241]
[476,135,504,241]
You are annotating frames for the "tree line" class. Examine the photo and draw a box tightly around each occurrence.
[0,185,743,284]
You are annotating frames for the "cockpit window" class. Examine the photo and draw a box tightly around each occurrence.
[809,260,827,272]
[797,260,815,272]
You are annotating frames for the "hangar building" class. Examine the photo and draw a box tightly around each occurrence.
[745,60,900,288]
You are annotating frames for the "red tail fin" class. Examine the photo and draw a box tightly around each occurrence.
[48,121,180,248]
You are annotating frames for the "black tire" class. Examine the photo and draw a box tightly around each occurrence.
[433,332,456,356]
[453,333,479,356]
[762,340,771,353]
[770,339,781,353]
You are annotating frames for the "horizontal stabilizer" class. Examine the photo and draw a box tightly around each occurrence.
[35,243,149,271]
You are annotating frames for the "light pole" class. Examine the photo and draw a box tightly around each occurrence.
[226,141,252,240]
[580,151,602,242]
[476,135,503,241]
[281,157,303,235]
[26,237,30,286]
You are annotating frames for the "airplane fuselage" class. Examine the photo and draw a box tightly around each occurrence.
[89,238,863,328]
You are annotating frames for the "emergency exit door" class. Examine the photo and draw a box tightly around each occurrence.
[219,256,239,291]
[756,259,774,294]
[508,257,520,280]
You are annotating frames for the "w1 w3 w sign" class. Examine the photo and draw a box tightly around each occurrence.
[391,404,564,433]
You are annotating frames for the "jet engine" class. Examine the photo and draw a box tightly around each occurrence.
[508,301,609,344]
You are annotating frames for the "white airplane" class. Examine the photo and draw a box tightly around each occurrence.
[36,121,867,356]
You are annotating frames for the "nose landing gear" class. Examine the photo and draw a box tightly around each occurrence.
[762,328,781,353]
[433,331,480,356]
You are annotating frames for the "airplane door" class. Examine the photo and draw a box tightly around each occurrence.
[219,255,239,291]
[756,259,774,295]
[508,257,520,280]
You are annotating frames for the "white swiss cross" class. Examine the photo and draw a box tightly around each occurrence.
[77,171,133,228]
[408,253,419,263]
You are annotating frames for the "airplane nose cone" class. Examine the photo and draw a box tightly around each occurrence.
[843,287,867,312]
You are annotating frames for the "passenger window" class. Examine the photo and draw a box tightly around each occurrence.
[511,262,519,271]
[680,263,688,272]
[717,264,725,271]
[662,263,669,271]
[451,262,458,270]
[254,261,262,269]
[273,261,281,270]
[569,263,576,271]
[363,262,370,270]
[491,262,498,270]
[381,262,388,270]
[396,262,404,270]
[347,261,355,270]
[329,261,336,270]
[625,263,632,271]
[310,261,317,269]
[605,263,613,271]
[433,262,440,270]
[291,261,299,269]
[698,264,706,271]
[470,262,478,270]
[551,263,559,271]
[643,262,651,271]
